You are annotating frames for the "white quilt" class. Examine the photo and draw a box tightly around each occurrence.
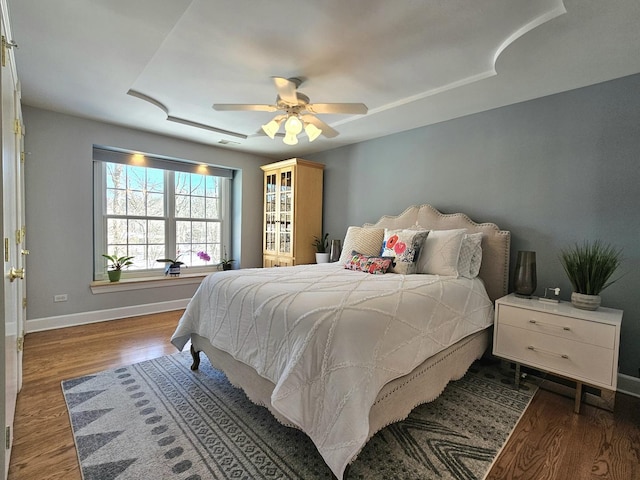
[171,263,494,479]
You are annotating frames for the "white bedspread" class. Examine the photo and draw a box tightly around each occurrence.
[171,263,494,479]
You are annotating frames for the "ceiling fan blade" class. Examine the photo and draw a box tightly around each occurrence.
[272,77,299,105]
[301,114,339,138]
[212,103,278,112]
[306,103,368,115]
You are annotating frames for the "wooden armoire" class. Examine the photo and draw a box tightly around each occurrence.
[261,158,324,267]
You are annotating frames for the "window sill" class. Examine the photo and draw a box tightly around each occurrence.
[90,272,209,294]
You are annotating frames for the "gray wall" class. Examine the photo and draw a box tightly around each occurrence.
[23,107,267,322]
[309,74,640,378]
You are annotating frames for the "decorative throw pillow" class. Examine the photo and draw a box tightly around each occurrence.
[339,227,385,264]
[457,232,483,278]
[416,228,466,276]
[469,240,483,278]
[381,229,429,274]
[344,251,394,275]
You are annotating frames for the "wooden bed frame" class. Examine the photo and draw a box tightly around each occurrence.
[189,204,511,477]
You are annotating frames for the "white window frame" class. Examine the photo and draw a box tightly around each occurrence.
[92,147,232,281]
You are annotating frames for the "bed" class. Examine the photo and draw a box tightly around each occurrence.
[171,204,511,479]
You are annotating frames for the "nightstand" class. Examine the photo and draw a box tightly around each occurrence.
[493,293,623,413]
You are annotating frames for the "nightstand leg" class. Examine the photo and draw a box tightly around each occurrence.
[514,362,521,389]
[574,381,583,414]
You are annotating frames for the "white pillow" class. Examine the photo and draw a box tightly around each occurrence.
[416,229,467,276]
[457,232,483,278]
[339,227,385,264]
[381,228,429,274]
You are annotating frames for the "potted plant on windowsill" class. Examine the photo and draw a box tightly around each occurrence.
[102,254,134,282]
[217,247,234,271]
[313,233,330,264]
[156,257,185,277]
[559,240,623,310]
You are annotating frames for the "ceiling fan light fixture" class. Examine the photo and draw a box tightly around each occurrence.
[304,122,322,142]
[283,132,299,146]
[261,118,282,139]
[284,115,303,135]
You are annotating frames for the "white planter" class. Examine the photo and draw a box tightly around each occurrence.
[315,253,330,264]
[571,292,601,311]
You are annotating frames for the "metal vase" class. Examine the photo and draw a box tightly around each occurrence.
[329,239,342,262]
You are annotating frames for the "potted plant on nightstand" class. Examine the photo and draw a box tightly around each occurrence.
[313,233,330,263]
[102,254,134,282]
[559,240,623,310]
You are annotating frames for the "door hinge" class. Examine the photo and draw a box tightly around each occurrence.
[14,119,22,136]
[17,336,24,352]
[23,297,27,309]
[1,36,6,68]
[5,426,10,450]
[20,151,25,163]
[15,228,22,245]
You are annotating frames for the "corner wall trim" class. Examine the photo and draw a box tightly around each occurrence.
[617,373,640,398]
[25,298,190,333]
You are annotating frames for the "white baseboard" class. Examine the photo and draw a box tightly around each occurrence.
[617,373,640,398]
[26,298,190,333]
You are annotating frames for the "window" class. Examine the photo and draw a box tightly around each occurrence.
[93,147,233,280]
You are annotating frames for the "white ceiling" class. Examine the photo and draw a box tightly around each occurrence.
[6,0,640,159]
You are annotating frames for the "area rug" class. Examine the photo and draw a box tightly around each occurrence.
[62,352,537,480]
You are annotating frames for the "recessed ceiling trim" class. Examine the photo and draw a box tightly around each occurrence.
[127,89,169,115]
[167,116,247,139]
[333,1,568,129]
[127,89,247,139]
[348,70,496,123]
[493,1,567,66]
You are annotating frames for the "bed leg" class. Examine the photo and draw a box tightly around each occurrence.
[190,345,201,371]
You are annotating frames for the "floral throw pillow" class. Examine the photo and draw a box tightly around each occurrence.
[381,229,429,274]
[344,251,394,275]
[457,232,483,278]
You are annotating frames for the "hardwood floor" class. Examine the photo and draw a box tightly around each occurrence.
[8,311,182,480]
[8,311,640,479]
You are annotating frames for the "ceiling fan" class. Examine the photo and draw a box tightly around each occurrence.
[212,77,368,145]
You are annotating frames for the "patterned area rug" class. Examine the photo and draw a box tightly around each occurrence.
[62,352,537,480]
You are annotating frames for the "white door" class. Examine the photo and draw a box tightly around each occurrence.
[1,6,25,477]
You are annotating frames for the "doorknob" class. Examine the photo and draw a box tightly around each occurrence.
[9,267,24,281]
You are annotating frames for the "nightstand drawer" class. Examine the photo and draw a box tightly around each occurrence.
[497,304,616,349]
[495,323,615,387]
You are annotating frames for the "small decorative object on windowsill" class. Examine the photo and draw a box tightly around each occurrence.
[102,254,134,282]
[313,233,330,264]
[329,239,342,263]
[156,256,185,277]
[513,250,536,298]
[217,247,234,271]
[559,240,623,310]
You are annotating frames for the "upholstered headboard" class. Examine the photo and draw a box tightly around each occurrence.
[364,204,511,302]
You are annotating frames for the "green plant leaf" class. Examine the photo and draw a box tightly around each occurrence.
[559,241,622,295]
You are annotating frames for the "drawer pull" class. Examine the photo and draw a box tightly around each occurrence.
[527,345,569,359]
[528,319,570,331]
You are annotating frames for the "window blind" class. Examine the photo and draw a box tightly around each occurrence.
[93,146,234,179]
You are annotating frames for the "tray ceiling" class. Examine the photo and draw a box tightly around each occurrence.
[6,0,640,157]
